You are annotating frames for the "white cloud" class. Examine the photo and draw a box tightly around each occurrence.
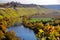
[0,0,60,5]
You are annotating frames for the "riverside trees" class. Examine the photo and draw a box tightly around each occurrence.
[22,16,60,40]
[0,8,22,40]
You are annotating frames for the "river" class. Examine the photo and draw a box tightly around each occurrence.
[7,25,37,40]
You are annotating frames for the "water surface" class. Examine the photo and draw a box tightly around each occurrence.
[7,25,36,40]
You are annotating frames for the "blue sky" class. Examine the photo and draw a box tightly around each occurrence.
[0,0,60,5]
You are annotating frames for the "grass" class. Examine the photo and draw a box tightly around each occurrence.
[29,18,53,22]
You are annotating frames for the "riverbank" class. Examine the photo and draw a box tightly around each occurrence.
[7,25,37,40]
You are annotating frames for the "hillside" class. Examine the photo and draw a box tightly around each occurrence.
[0,2,60,24]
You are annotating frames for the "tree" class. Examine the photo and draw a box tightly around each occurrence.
[0,30,5,39]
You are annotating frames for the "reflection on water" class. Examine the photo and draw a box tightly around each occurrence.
[7,25,37,40]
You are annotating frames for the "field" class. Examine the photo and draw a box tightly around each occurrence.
[29,18,53,22]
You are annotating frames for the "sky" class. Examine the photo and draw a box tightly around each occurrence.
[0,0,60,5]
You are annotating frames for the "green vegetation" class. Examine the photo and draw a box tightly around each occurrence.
[22,16,60,40]
[0,8,22,40]
[0,7,60,40]
[0,7,56,26]
[30,18,53,23]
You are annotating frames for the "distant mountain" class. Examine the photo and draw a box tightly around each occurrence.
[0,2,41,8]
[0,2,60,10]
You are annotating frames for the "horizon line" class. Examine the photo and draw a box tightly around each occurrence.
[0,1,60,5]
